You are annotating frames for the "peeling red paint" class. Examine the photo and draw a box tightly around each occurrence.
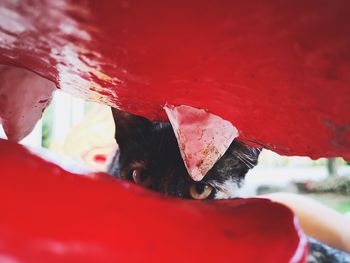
[165,105,238,181]
[1,1,347,260]
[0,0,349,158]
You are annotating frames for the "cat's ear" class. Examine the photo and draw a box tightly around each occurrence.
[111,108,153,147]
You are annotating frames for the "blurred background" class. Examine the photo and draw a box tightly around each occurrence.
[1,90,349,215]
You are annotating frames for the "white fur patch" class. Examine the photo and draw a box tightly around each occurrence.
[212,179,245,199]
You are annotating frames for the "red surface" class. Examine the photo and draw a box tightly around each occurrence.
[0,0,349,159]
[0,65,55,141]
[0,139,307,262]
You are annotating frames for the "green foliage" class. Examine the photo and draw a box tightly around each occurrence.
[41,103,54,148]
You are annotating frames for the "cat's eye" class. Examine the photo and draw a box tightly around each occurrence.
[189,183,213,200]
[132,169,152,187]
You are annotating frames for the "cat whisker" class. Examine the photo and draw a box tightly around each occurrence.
[235,147,261,169]
[207,182,224,192]
[208,179,242,199]
[235,154,255,169]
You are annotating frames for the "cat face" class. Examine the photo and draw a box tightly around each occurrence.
[108,108,261,200]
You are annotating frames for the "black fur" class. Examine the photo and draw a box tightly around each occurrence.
[108,108,261,199]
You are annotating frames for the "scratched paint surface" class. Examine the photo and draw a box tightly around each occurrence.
[165,105,239,181]
[0,0,349,159]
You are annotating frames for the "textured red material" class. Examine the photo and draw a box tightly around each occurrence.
[0,139,308,262]
[0,0,349,159]
[165,105,239,181]
[0,65,55,141]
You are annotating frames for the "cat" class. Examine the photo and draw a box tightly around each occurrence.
[107,108,350,262]
[108,108,261,200]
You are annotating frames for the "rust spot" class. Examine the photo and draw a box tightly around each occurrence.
[38,99,49,103]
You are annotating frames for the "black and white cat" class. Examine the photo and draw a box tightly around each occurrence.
[108,108,261,200]
[108,107,350,262]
